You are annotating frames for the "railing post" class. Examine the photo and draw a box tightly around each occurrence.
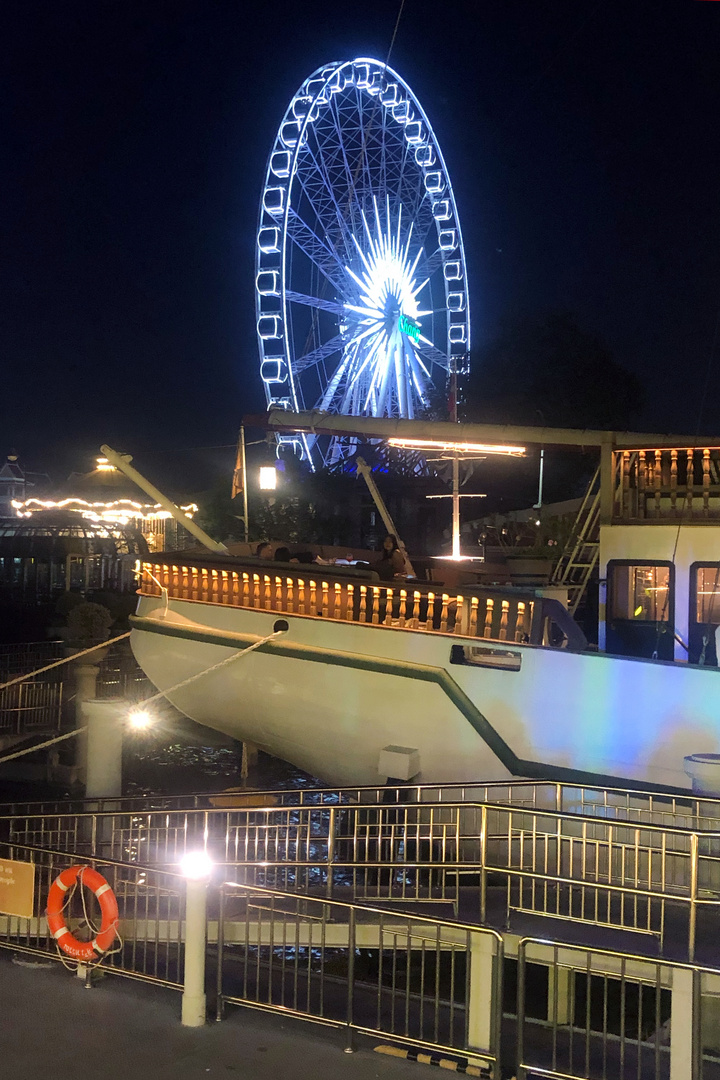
[689,832,698,962]
[215,884,225,1022]
[344,906,356,1053]
[670,966,699,1080]
[326,806,336,899]
[516,940,527,1080]
[182,875,208,1026]
[480,804,487,924]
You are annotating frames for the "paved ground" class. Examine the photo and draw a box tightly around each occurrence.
[0,952,425,1080]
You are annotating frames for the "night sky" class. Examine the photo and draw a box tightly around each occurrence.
[4,2,720,483]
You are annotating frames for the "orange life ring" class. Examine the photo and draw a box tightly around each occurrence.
[46,866,119,961]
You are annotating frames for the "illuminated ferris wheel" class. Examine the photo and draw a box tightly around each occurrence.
[256,58,469,467]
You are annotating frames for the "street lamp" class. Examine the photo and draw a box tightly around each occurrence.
[259,466,277,490]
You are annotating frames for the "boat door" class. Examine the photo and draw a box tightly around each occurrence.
[606,560,674,660]
[688,562,720,665]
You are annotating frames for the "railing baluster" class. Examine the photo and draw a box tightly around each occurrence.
[499,600,509,640]
[221,570,230,604]
[201,569,209,602]
[346,584,354,621]
[180,566,189,599]
[398,589,407,627]
[654,450,662,517]
[359,585,367,623]
[469,596,479,636]
[483,597,494,638]
[298,578,305,615]
[687,448,694,516]
[515,601,526,642]
[263,575,272,610]
[425,591,435,630]
[242,573,250,607]
[703,448,711,518]
[384,588,394,626]
[454,596,465,635]
[252,573,260,608]
[670,448,678,514]
[412,591,421,629]
[275,575,283,610]
[440,594,449,632]
[310,579,317,614]
[321,581,329,619]
[334,583,342,619]
[371,587,380,624]
[191,565,199,600]
[286,577,294,614]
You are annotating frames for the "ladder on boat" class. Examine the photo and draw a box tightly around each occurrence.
[551,464,601,615]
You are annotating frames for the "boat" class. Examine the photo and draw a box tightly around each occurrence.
[129,412,720,794]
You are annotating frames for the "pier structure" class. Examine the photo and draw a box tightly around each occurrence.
[1,778,720,1077]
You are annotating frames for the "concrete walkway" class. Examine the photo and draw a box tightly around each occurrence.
[0,952,423,1080]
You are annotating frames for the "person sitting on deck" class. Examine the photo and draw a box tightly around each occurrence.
[256,541,272,559]
[376,534,408,581]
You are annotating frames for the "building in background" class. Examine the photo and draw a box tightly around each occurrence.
[12,456,198,553]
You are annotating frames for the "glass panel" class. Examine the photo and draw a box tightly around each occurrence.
[610,564,670,621]
[696,565,720,624]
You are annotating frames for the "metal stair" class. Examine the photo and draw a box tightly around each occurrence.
[551,464,601,614]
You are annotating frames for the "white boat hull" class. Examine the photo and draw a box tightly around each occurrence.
[130,595,720,791]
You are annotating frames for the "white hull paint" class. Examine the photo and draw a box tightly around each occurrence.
[130,595,720,791]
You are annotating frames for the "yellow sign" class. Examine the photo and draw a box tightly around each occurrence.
[0,858,35,919]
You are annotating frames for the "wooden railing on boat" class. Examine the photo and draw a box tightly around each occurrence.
[612,446,720,522]
[138,559,539,644]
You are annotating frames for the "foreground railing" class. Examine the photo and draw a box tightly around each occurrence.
[217,881,502,1071]
[1,835,719,1077]
[516,938,720,1080]
[139,559,538,644]
[5,797,720,961]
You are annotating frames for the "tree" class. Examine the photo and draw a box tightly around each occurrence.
[464,312,643,431]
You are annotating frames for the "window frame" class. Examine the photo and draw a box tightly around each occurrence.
[607,559,675,625]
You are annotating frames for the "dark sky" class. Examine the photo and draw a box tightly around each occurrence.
[4,1,720,481]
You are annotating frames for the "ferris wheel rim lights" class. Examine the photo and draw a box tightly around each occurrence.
[256,57,470,468]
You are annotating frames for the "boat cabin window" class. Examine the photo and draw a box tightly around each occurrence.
[607,561,674,660]
[689,563,720,665]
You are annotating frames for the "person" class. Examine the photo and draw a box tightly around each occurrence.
[256,541,272,559]
[376,534,408,581]
[274,546,291,562]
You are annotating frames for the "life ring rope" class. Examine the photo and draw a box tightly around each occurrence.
[46,865,121,966]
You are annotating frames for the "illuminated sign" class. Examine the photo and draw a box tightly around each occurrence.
[398,313,421,343]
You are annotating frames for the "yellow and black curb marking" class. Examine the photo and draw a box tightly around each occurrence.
[373,1045,492,1077]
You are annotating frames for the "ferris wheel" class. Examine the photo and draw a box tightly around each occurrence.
[256,58,469,467]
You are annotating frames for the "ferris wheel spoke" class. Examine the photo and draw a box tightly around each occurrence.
[294,332,346,374]
[285,290,344,316]
[285,209,346,292]
[295,142,356,260]
[416,340,451,372]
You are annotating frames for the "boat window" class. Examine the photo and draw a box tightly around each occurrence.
[609,563,671,622]
[450,644,522,671]
[693,564,720,625]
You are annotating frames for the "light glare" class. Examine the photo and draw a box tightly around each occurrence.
[388,437,526,456]
[259,467,277,490]
[180,851,213,880]
[128,709,153,731]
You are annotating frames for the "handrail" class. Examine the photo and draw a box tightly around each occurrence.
[137,558,541,645]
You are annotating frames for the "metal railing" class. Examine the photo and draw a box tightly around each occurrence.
[4,796,720,960]
[139,559,537,644]
[0,680,63,737]
[3,777,720,831]
[0,839,185,989]
[216,880,502,1071]
[516,937,720,1080]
